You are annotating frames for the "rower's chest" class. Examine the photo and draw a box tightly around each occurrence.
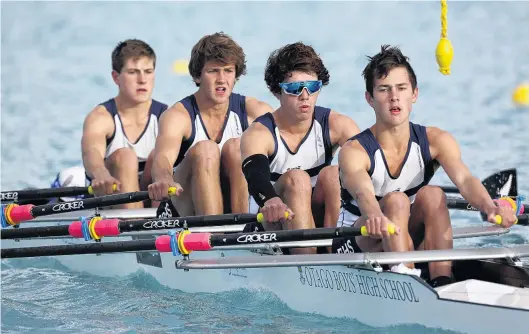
[380,149,408,178]
[200,114,227,143]
[118,114,150,144]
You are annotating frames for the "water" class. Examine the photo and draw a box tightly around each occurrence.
[1,1,528,333]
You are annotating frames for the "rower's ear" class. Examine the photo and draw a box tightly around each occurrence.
[412,86,419,103]
[365,91,374,108]
[111,70,120,86]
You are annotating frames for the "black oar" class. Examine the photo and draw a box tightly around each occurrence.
[0,213,264,240]
[0,225,381,259]
[0,185,110,202]
[1,188,176,226]
[441,168,517,197]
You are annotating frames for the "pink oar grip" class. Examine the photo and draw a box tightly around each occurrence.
[182,233,212,251]
[8,205,34,223]
[69,222,83,238]
[94,219,120,236]
[155,235,172,252]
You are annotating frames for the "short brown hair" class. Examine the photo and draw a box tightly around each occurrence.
[111,39,156,73]
[264,42,330,95]
[188,32,247,86]
[362,45,417,97]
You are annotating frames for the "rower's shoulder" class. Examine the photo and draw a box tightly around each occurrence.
[244,96,274,121]
[84,104,113,125]
[424,125,453,143]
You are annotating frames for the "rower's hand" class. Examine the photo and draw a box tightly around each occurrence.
[91,171,120,197]
[486,205,517,228]
[148,178,183,201]
[364,215,400,239]
[260,197,294,224]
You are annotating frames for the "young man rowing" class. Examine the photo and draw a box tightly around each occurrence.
[148,32,273,216]
[82,39,167,209]
[338,45,517,286]
[240,42,361,254]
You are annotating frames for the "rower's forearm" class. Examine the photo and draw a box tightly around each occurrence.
[151,156,174,182]
[83,149,108,179]
[354,189,384,218]
[458,177,496,213]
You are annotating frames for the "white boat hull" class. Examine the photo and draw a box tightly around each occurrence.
[4,225,529,334]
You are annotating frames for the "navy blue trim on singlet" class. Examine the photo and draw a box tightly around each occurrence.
[175,93,248,166]
[100,98,168,147]
[254,113,278,162]
[255,107,333,183]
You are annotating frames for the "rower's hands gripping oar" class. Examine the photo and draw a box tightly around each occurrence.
[148,178,183,201]
[363,215,400,238]
[487,197,524,228]
[89,168,120,196]
[259,197,294,225]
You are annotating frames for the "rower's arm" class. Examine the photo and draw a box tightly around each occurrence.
[245,97,274,124]
[81,106,115,179]
[328,110,361,147]
[338,140,383,218]
[428,127,496,214]
[151,104,191,182]
[240,121,277,206]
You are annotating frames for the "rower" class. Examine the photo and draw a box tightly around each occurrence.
[81,39,167,209]
[240,42,361,255]
[337,45,518,286]
[148,32,273,217]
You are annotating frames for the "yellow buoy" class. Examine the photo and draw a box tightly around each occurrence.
[512,83,529,107]
[172,59,189,75]
[436,0,453,75]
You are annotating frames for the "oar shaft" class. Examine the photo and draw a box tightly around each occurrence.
[1,240,156,258]
[1,187,91,201]
[6,191,150,224]
[209,226,365,248]
[440,186,459,193]
[1,214,261,239]
[446,197,528,213]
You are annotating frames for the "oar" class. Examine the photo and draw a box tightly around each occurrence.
[0,213,265,240]
[0,185,118,202]
[0,225,394,259]
[439,168,517,197]
[1,188,176,227]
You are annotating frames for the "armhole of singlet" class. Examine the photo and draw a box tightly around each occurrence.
[410,122,432,165]
[100,99,117,147]
[254,113,278,162]
[356,130,378,176]
[173,96,197,166]
[411,122,437,184]
[313,106,333,163]
[230,93,249,131]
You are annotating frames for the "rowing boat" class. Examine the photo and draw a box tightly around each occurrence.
[1,170,528,334]
[2,206,528,334]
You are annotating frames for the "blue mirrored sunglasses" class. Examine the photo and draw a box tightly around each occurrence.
[279,80,323,96]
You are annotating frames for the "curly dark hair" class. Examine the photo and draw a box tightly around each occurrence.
[264,42,330,95]
[362,45,417,96]
[111,39,156,73]
[188,32,247,87]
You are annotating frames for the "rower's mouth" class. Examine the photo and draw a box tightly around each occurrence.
[390,107,401,114]
[137,88,148,93]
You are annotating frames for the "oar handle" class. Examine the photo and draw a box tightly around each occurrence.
[359,224,396,236]
[87,184,118,195]
[256,211,289,223]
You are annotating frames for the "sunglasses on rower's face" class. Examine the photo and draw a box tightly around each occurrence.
[279,80,323,96]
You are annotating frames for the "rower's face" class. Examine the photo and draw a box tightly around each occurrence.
[113,56,155,104]
[366,66,418,126]
[278,71,320,121]
[196,61,236,105]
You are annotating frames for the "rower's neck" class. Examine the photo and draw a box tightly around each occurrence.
[114,96,151,117]
[194,91,229,118]
[274,107,312,135]
[371,121,410,153]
